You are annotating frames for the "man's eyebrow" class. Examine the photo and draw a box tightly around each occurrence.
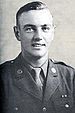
[23,24,36,28]
[41,24,51,27]
[23,24,52,29]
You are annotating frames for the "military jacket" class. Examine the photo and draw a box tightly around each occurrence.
[0,53,75,113]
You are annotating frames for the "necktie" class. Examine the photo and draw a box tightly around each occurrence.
[32,68,45,89]
[35,68,42,88]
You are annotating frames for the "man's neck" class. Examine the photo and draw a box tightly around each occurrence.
[22,52,49,68]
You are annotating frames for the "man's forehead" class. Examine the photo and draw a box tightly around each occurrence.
[18,9,53,25]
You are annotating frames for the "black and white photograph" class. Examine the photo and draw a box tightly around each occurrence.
[0,0,75,113]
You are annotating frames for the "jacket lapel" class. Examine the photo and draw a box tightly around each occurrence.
[16,68,43,100]
[12,54,60,101]
[44,60,60,101]
[12,54,43,100]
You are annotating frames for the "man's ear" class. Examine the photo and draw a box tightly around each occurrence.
[13,26,21,41]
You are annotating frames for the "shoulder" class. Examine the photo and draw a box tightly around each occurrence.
[0,53,22,70]
[0,54,20,76]
[50,59,75,69]
[0,60,12,72]
[0,53,24,78]
[49,59,75,76]
[0,60,14,81]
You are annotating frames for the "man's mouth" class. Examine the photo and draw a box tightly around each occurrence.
[32,43,46,47]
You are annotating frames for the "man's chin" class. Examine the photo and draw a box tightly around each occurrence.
[22,50,48,59]
[31,54,44,58]
[30,52,47,59]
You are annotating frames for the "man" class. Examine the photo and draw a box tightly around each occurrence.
[0,1,75,113]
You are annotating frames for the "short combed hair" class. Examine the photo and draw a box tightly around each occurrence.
[16,1,47,25]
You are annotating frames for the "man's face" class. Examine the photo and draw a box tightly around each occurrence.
[16,9,54,58]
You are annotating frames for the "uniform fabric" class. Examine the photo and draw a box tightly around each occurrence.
[0,53,75,113]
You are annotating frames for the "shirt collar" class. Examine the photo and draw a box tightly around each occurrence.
[40,60,48,77]
[29,60,48,78]
[21,54,48,77]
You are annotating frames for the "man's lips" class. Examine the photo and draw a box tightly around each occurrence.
[31,43,46,47]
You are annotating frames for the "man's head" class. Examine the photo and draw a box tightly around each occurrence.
[14,1,54,59]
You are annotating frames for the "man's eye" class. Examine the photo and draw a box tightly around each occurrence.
[24,27,34,32]
[42,26,50,32]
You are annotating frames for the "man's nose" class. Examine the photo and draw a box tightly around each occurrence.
[33,29,43,41]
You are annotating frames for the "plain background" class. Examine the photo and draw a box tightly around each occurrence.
[0,0,75,68]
